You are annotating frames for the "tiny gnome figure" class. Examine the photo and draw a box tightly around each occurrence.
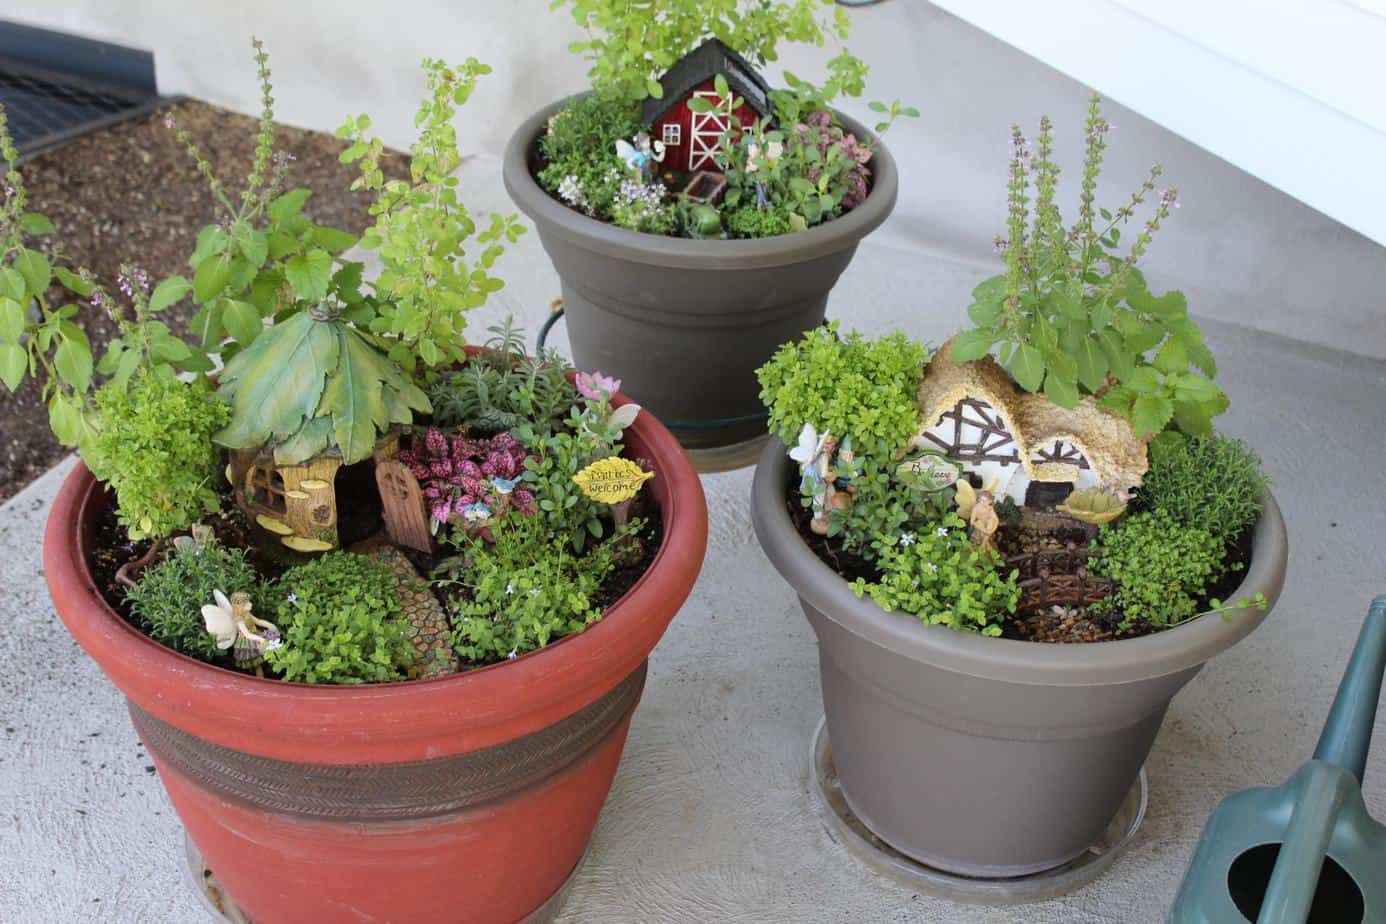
[202,590,282,671]
[968,490,1000,551]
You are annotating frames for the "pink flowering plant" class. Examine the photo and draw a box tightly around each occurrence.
[697,72,914,236]
[398,429,536,533]
[950,94,1226,439]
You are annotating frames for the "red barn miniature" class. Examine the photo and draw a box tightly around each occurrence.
[642,39,774,174]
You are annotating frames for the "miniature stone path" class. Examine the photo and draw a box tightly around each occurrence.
[2,232,1385,922]
[369,545,460,679]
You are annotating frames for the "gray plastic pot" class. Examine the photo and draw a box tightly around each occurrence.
[502,97,898,451]
[750,439,1289,878]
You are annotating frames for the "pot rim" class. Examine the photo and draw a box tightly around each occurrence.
[501,93,899,271]
[750,437,1288,686]
[44,380,708,763]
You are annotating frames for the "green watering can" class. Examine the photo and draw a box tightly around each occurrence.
[1170,596,1386,923]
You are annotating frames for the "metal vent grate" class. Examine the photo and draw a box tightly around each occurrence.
[0,66,151,153]
[0,22,165,160]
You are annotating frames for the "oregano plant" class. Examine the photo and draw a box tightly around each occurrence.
[551,0,851,102]
[337,58,526,374]
[952,95,1226,438]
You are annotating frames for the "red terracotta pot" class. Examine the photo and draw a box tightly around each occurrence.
[44,387,707,924]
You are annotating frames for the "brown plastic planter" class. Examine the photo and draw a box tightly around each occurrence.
[44,389,708,924]
[750,439,1288,877]
[502,96,898,453]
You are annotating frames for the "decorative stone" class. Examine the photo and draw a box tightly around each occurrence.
[370,547,459,679]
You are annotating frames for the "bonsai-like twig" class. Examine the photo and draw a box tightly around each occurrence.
[114,538,166,591]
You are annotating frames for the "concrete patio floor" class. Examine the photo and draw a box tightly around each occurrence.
[2,201,1385,922]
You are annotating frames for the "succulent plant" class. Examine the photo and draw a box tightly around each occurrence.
[1056,487,1128,525]
[214,307,430,465]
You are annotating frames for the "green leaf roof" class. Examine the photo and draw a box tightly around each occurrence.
[214,309,430,465]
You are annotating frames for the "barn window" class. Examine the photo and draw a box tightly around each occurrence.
[250,466,287,513]
[662,123,681,146]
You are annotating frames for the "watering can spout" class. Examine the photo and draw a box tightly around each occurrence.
[1312,595,1386,781]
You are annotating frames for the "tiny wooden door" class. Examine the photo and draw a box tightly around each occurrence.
[376,460,433,553]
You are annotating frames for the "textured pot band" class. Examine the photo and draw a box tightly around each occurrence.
[128,663,646,821]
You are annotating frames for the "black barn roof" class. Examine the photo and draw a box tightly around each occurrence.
[642,38,774,126]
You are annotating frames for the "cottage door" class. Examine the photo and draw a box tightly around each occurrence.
[688,90,733,171]
[375,460,433,553]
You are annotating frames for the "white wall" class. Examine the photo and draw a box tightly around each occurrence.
[11,1,1386,358]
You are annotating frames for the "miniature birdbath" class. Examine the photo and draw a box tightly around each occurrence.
[1169,596,1386,923]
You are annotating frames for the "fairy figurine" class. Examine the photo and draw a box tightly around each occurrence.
[789,423,839,535]
[615,132,666,182]
[202,590,281,671]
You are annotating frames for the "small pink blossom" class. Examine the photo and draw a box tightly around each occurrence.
[575,371,620,400]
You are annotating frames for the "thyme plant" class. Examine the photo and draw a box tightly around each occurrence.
[338,58,526,372]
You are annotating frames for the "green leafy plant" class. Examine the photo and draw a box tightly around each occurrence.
[952,95,1225,437]
[85,370,229,539]
[266,553,412,684]
[126,537,272,662]
[850,514,1020,636]
[1091,510,1232,628]
[442,513,624,663]
[214,307,430,465]
[536,93,642,221]
[169,39,365,357]
[758,322,928,451]
[832,454,954,557]
[723,205,793,239]
[427,320,578,435]
[1140,432,1269,544]
[338,57,525,372]
[552,0,850,102]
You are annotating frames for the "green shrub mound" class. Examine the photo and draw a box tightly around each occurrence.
[1141,433,1269,544]
[851,515,1020,637]
[1092,511,1235,628]
[446,516,623,664]
[126,538,272,662]
[86,371,229,540]
[758,322,929,452]
[266,553,413,684]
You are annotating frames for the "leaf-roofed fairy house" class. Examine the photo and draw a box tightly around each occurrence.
[913,338,1148,506]
[643,38,774,174]
[215,306,431,552]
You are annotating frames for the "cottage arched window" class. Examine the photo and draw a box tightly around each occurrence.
[924,398,1021,465]
[249,466,287,514]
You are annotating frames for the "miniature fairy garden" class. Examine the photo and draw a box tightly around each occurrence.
[533,0,916,239]
[760,97,1271,643]
[4,45,664,683]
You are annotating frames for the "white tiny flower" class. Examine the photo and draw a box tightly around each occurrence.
[529,588,542,597]
[925,562,939,573]
[286,593,298,604]
[899,532,916,547]
[507,648,518,660]
[505,582,516,596]
[935,526,949,537]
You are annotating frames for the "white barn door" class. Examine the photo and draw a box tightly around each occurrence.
[688,90,732,170]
